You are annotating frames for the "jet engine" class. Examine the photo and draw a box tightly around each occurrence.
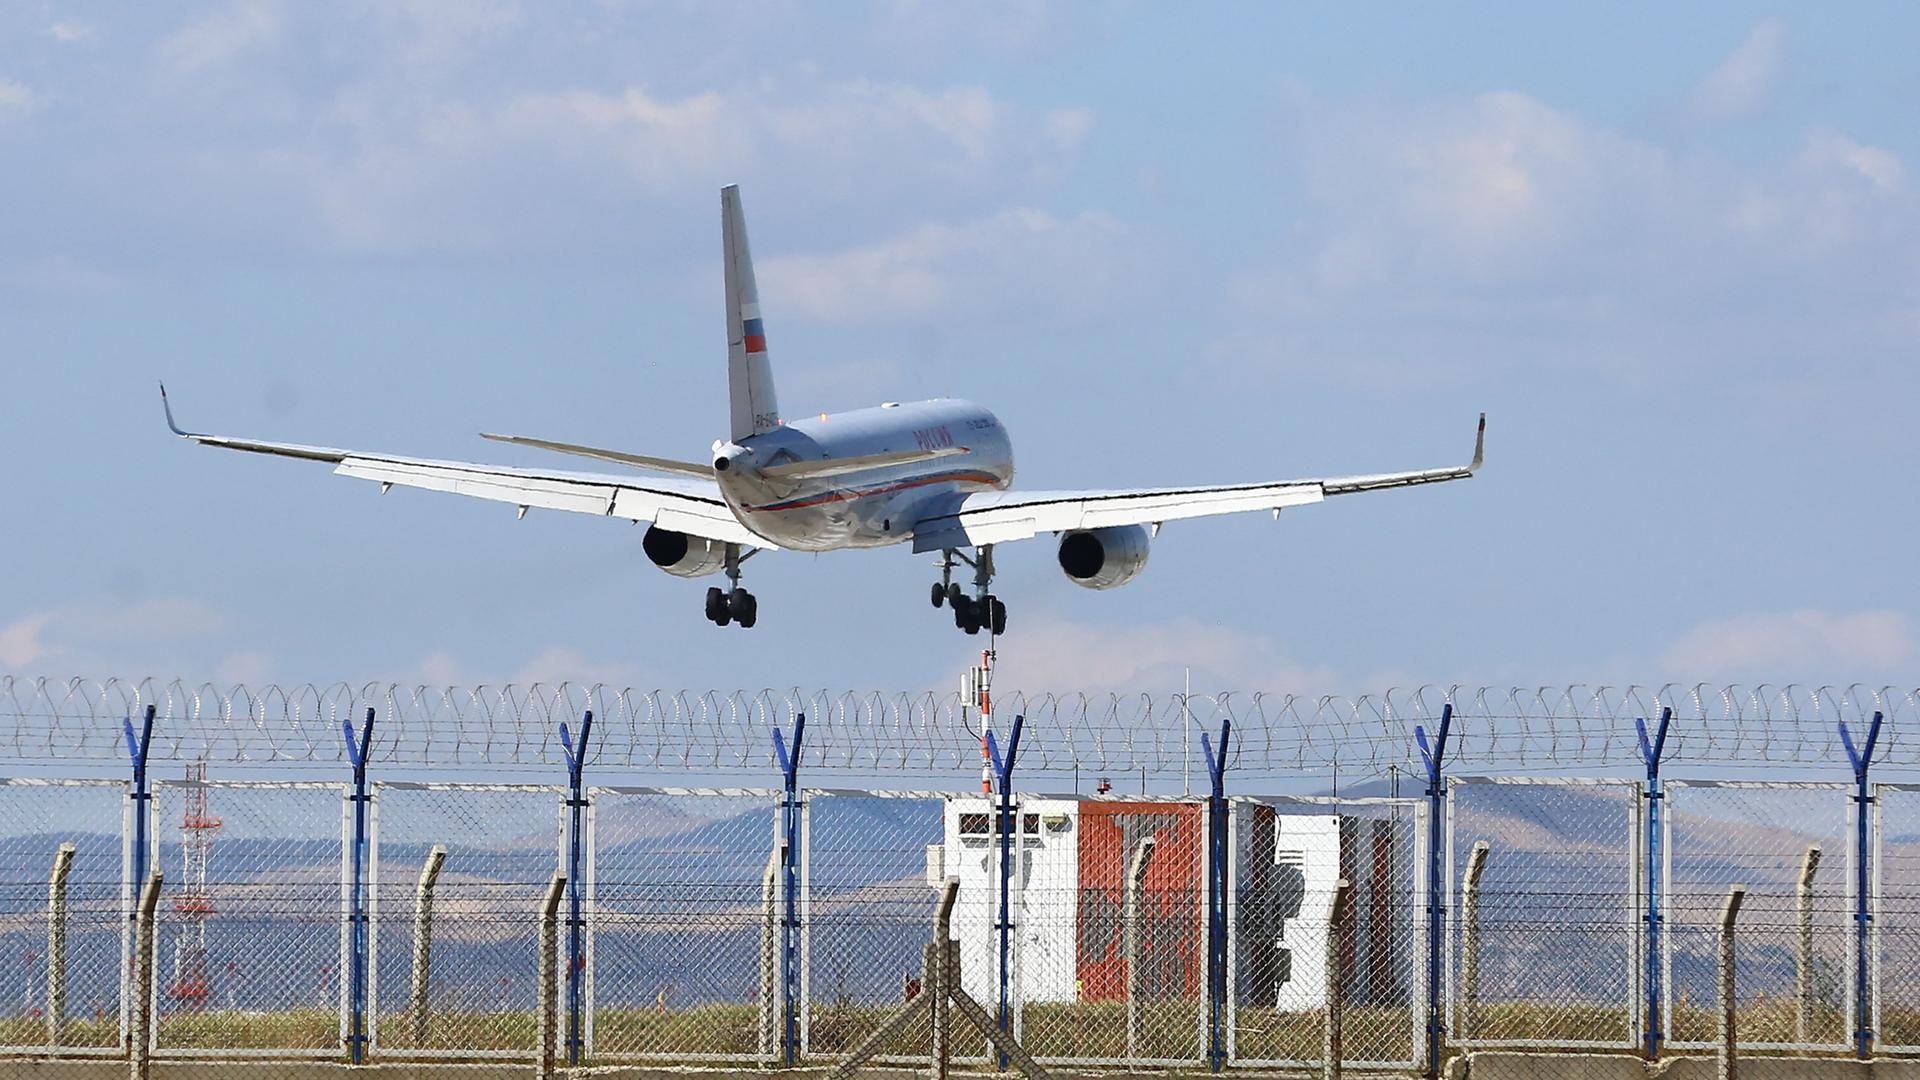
[642,526,728,578]
[1056,525,1151,590]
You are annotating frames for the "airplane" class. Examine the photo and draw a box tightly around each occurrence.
[162,185,1485,634]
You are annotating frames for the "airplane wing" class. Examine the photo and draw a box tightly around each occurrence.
[160,386,760,548]
[910,414,1484,552]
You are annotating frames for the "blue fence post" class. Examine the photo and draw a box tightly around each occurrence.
[1415,703,1452,1079]
[342,707,374,1064]
[772,712,806,1066]
[986,713,1026,1071]
[1201,716,1232,1072]
[1636,707,1672,1061]
[559,710,594,1065]
[122,705,156,913]
[122,702,155,1054]
[1841,710,1883,1061]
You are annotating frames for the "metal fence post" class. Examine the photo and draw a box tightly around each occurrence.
[1201,717,1231,1071]
[129,870,161,1080]
[1459,841,1490,1042]
[772,711,806,1065]
[410,845,446,1047]
[537,873,567,1080]
[1840,710,1883,1060]
[122,702,155,1054]
[1324,877,1352,1080]
[342,707,374,1064]
[48,842,75,1048]
[987,712,1026,1070]
[1795,845,1822,1044]
[1124,835,1157,1060]
[559,709,594,1065]
[1637,707,1672,1061]
[1414,703,1452,1078]
[1719,885,1746,1080]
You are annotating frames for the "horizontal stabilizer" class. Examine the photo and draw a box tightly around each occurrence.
[759,445,968,481]
[480,432,714,479]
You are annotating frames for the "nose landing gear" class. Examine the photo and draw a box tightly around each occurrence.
[932,546,1007,637]
[707,544,758,629]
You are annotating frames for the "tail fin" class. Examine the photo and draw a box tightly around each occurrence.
[723,185,781,440]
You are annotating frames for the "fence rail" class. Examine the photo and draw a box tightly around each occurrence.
[3,676,1918,777]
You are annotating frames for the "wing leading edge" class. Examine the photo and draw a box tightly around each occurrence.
[911,413,1485,552]
[159,385,759,547]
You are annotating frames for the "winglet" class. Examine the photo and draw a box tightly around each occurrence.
[159,382,193,437]
[1469,412,1486,472]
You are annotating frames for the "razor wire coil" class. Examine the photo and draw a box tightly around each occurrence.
[2,676,1915,778]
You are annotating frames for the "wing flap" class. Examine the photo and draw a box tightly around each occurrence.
[337,457,619,517]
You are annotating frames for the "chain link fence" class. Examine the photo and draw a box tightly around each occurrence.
[588,787,774,1063]
[149,779,344,1057]
[5,682,1920,1072]
[805,790,944,1063]
[0,779,124,1055]
[1232,794,1421,1069]
[1878,784,1920,1052]
[370,782,560,1057]
[1664,780,1851,1052]
[1447,777,1639,1050]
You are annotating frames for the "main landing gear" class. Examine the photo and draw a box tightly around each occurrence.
[706,544,758,629]
[930,546,1007,637]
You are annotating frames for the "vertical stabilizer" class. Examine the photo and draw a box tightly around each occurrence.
[723,185,781,440]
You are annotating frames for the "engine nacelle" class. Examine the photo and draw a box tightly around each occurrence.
[642,526,728,578]
[1057,525,1151,590]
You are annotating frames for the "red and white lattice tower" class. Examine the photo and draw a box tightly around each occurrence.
[169,762,221,1006]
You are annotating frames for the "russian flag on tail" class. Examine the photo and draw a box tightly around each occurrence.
[743,316,767,354]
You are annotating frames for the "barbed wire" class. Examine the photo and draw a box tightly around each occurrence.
[4,675,1915,778]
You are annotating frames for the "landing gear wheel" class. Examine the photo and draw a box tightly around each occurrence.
[957,596,983,635]
[729,588,758,629]
[705,586,728,625]
[985,595,1008,636]
[931,583,946,609]
[946,582,966,607]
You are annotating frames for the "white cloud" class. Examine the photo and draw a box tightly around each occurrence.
[761,207,1142,323]
[0,78,35,114]
[1691,18,1785,121]
[512,646,644,688]
[0,599,227,672]
[1800,131,1905,194]
[196,76,1091,257]
[214,651,275,685]
[978,615,1337,694]
[157,0,284,73]
[1661,610,1917,678]
[46,22,94,43]
[0,614,54,669]
[1225,90,1919,386]
[498,79,1083,191]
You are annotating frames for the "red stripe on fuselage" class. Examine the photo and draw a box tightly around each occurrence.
[746,469,1003,514]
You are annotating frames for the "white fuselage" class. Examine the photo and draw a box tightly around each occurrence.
[715,398,1013,551]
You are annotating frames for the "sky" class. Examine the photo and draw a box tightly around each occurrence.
[1,2,1916,701]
